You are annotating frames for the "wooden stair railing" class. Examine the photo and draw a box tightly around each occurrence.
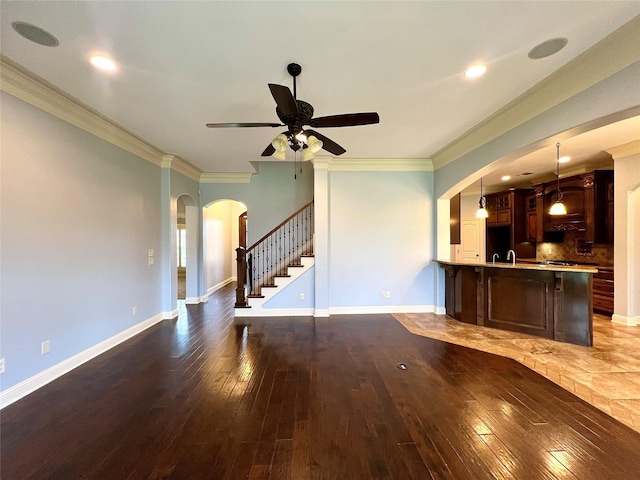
[235,201,314,307]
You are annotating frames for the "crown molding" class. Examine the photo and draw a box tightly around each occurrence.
[608,140,640,159]
[329,158,433,172]
[161,155,201,182]
[199,172,254,183]
[0,55,170,167]
[431,16,640,170]
[312,156,433,172]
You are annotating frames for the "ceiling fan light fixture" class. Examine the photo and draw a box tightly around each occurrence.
[302,148,315,162]
[272,149,287,160]
[271,133,288,159]
[271,133,288,151]
[307,135,323,154]
[206,62,379,158]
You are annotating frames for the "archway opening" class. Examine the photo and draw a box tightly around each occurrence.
[176,194,199,303]
[203,199,247,297]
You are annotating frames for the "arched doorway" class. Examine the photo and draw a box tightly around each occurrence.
[176,194,199,303]
[203,199,247,298]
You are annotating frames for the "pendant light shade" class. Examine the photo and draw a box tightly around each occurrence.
[271,133,288,160]
[302,135,323,161]
[549,142,567,216]
[549,201,567,215]
[476,177,489,218]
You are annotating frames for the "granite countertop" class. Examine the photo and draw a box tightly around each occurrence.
[436,259,598,274]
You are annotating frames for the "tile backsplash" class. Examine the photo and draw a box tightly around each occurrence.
[536,231,613,266]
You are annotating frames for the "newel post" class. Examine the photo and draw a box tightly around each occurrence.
[235,246,248,308]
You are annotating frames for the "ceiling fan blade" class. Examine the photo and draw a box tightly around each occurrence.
[206,122,282,128]
[261,143,276,157]
[305,130,346,156]
[309,112,379,128]
[268,84,299,117]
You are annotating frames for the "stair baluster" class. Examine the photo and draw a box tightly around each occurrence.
[236,201,314,306]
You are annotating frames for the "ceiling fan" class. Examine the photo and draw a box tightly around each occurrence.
[206,62,380,159]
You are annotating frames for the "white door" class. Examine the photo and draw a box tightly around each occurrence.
[456,217,485,263]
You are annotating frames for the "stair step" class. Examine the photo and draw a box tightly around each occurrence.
[288,264,303,268]
[275,274,291,278]
[301,254,314,257]
[248,294,265,299]
[261,284,278,288]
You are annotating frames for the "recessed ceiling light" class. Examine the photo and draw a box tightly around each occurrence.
[12,21,59,47]
[528,38,568,60]
[90,55,117,71]
[464,64,487,79]
[501,175,511,181]
[558,156,571,163]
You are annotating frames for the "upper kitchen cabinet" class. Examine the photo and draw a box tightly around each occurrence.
[537,170,613,244]
[485,189,535,260]
[485,191,512,226]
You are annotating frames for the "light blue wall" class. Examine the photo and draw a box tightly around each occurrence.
[0,92,163,391]
[328,170,436,309]
[200,161,314,246]
[434,63,640,199]
[262,267,315,309]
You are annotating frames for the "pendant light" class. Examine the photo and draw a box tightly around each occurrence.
[549,142,567,215]
[476,177,489,218]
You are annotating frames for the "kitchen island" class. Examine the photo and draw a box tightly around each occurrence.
[437,260,597,347]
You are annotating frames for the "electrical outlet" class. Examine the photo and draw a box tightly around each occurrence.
[300,293,305,300]
[385,291,391,298]
[0,358,5,374]
[148,256,154,265]
[148,249,154,257]
[381,290,386,298]
[41,340,50,355]
[133,306,138,315]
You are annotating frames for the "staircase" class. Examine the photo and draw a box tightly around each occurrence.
[235,201,314,315]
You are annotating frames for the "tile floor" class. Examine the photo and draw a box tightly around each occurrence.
[393,312,640,433]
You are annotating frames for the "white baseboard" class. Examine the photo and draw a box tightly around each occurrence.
[195,277,236,303]
[163,308,178,320]
[236,304,441,319]
[207,277,236,297]
[236,307,315,318]
[329,305,439,316]
[0,312,165,409]
[612,313,639,326]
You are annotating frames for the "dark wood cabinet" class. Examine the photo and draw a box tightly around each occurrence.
[525,194,537,242]
[486,192,511,226]
[537,170,613,244]
[485,189,535,261]
[593,268,614,315]
[439,261,594,347]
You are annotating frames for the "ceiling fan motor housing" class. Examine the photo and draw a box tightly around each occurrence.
[276,100,314,136]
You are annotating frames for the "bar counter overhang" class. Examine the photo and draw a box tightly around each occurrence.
[436,260,597,347]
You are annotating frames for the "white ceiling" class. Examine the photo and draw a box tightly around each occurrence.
[1,1,638,191]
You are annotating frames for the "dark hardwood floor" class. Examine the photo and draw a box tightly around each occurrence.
[2,283,640,479]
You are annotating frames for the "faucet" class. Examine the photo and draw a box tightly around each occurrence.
[492,253,499,264]
[507,249,516,266]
